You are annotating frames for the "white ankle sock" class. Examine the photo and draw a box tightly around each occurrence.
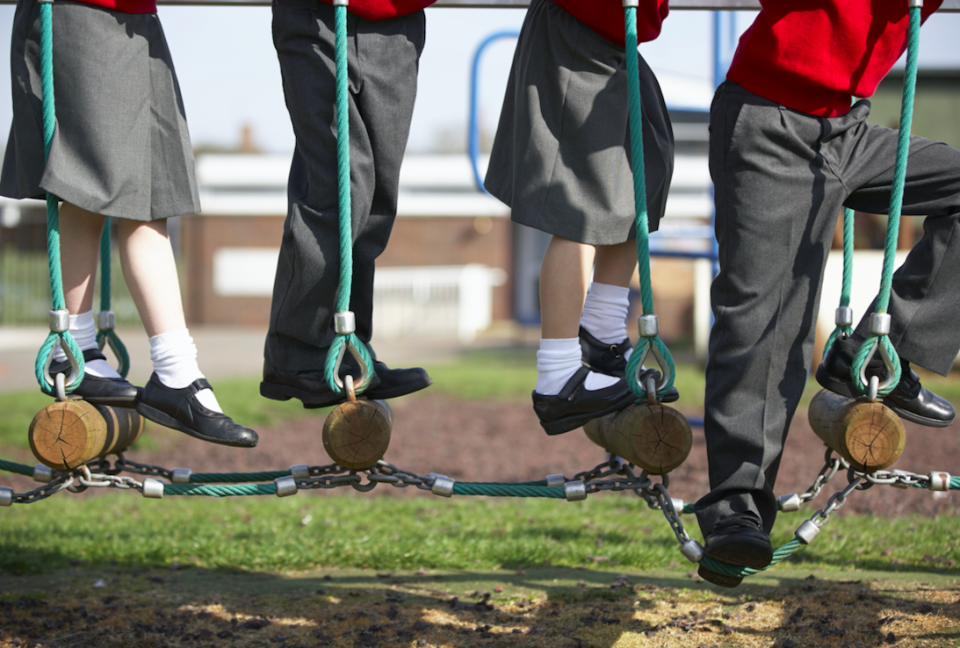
[536,338,619,395]
[52,310,121,379]
[580,282,633,361]
[149,329,222,413]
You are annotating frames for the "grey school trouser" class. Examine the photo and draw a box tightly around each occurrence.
[696,82,960,537]
[264,0,425,375]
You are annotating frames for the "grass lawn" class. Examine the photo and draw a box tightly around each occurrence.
[3,349,960,647]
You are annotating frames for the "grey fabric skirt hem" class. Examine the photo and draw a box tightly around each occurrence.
[0,0,200,221]
[484,0,674,246]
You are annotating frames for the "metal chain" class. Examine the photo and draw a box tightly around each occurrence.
[809,475,863,528]
[799,449,848,505]
[11,475,74,505]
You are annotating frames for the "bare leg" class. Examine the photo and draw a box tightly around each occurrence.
[59,203,105,315]
[117,218,186,338]
[593,240,638,288]
[539,235,595,339]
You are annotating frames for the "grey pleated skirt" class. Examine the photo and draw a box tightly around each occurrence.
[0,0,200,221]
[484,0,674,245]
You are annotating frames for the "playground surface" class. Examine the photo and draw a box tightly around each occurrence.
[2,351,959,647]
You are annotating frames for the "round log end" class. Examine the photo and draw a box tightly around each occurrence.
[28,400,106,471]
[583,403,693,475]
[838,401,906,472]
[322,399,392,470]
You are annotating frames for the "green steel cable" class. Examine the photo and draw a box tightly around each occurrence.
[188,470,291,484]
[164,483,277,497]
[95,220,131,377]
[850,5,921,396]
[621,3,676,402]
[0,459,35,477]
[322,0,376,397]
[34,0,85,396]
[452,482,565,498]
[823,208,856,354]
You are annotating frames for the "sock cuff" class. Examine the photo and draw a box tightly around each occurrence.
[149,328,196,364]
[537,337,580,354]
[587,282,630,303]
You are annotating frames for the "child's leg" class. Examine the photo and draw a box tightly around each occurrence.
[53,203,126,384]
[581,241,637,347]
[119,217,257,447]
[117,218,216,409]
[536,236,618,395]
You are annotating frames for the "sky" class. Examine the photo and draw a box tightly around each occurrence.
[0,5,958,155]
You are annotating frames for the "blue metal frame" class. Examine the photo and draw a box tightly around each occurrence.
[468,30,521,194]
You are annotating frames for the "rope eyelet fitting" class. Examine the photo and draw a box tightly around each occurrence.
[835,307,853,328]
[0,487,13,507]
[171,468,192,484]
[633,342,672,401]
[33,464,54,483]
[545,474,566,488]
[778,493,802,512]
[275,475,298,497]
[795,519,820,545]
[858,338,897,399]
[97,311,115,332]
[680,539,704,563]
[331,337,374,393]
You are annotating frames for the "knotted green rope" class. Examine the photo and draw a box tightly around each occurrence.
[850,5,921,396]
[34,0,85,396]
[323,0,376,397]
[823,208,855,355]
[621,3,676,402]
[95,221,131,377]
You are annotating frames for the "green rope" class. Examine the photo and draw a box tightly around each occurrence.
[851,6,920,396]
[34,0,84,396]
[323,1,375,397]
[700,538,804,578]
[452,482,565,498]
[621,4,676,402]
[95,220,131,377]
[823,208,856,354]
[188,470,291,484]
[0,459,35,477]
[164,483,277,497]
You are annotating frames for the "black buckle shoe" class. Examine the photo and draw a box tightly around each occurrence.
[531,366,635,436]
[697,564,743,588]
[261,360,431,409]
[137,374,258,448]
[816,338,955,428]
[703,514,773,570]
[578,327,680,403]
[48,348,140,407]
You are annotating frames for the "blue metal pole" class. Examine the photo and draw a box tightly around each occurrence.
[468,30,520,194]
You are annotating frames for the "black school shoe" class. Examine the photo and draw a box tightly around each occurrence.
[697,565,743,588]
[532,366,636,436]
[816,337,955,428]
[261,361,431,409]
[703,514,773,572]
[48,348,140,407]
[578,327,681,403]
[137,374,258,448]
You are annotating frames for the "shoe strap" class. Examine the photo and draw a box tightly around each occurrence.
[558,366,591,401]
[190,378,213,393]
[82,348,107,363]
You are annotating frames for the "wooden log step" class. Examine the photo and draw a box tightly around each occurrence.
[583,403,692,475]
[323,399,393,470]
[808,389,905,473]
[29,401,146,471]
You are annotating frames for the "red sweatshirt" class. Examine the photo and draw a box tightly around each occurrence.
[727,0,942,118]
[73,0,157,14]
[317,0,435,20]
[552,0,669,47]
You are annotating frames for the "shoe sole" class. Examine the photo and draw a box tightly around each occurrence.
[704,541,773,570]
[697,565,743,588]
[79,395,140,408]
[136,402,258,448]
[260,381,345,409]
[365,375,433,400]
[539,391,637,436]
[815,366,954,429]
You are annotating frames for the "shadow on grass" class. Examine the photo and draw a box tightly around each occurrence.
[3,560,960,648]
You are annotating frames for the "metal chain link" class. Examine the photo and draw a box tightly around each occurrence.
[799,449,848,504]
[11,474,74,505]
